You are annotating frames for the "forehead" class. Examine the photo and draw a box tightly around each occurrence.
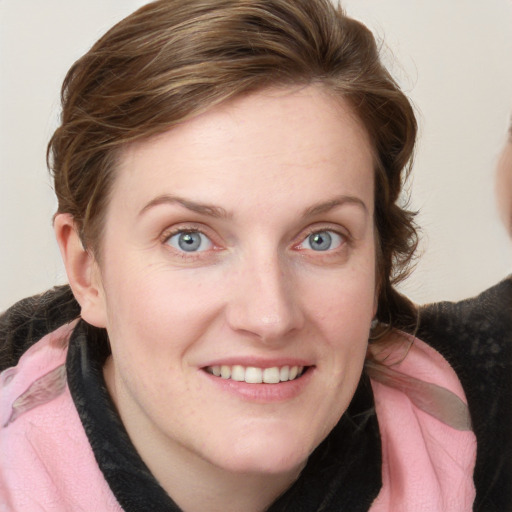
[113,85,375,214]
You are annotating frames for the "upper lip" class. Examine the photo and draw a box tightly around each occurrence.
[199,357,314,369]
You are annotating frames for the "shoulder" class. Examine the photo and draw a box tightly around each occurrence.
[0,323,72,428]
[417,276,512,399]
[0,322,121,511]
[418,276,512,356]
[417,276,512,512]
[0,285,80,371]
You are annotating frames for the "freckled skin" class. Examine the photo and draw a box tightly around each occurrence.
[80,86,378,507]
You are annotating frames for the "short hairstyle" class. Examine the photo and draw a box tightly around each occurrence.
[48,0,418,331]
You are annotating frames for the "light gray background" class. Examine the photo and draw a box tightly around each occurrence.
[1,0,511,311]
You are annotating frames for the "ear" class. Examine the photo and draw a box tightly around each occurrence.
[54,213,107,328]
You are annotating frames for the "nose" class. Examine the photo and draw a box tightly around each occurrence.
[225,253,304,344]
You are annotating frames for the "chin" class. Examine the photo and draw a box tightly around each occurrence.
[219,451,308,477]
[209,426,315,476]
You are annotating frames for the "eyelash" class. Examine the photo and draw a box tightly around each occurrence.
[294,226,349,255]
[161,224,350,260]
[161,224,218,259]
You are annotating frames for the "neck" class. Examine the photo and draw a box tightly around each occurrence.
[153,448,302,512]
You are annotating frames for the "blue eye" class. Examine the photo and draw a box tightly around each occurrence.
[299,230,343,251]
[167,231,212,252]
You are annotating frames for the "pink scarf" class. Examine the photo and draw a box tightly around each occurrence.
[368,334,477,511]
[0,325,476,511]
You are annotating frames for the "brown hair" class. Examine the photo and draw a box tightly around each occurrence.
[48,0,418,331]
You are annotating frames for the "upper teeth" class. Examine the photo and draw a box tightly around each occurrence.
[206,365,304,384]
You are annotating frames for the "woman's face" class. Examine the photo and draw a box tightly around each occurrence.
[96,86,377,480]
[496,138,512,235]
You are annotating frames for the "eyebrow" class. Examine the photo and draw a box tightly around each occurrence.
[303,195,369,218]
[139,193,368,220]
[138,195,230,219]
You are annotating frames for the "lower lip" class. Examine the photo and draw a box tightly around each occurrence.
[201,368,314,403]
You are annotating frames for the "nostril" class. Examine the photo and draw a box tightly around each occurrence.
[224,264,304,341]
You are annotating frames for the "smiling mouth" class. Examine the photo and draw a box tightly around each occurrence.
[204,365,308,384]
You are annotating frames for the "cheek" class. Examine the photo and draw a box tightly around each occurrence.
[103,261,223,348]
[301,263,376,345]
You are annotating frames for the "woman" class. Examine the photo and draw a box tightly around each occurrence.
[0,1,476,510]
